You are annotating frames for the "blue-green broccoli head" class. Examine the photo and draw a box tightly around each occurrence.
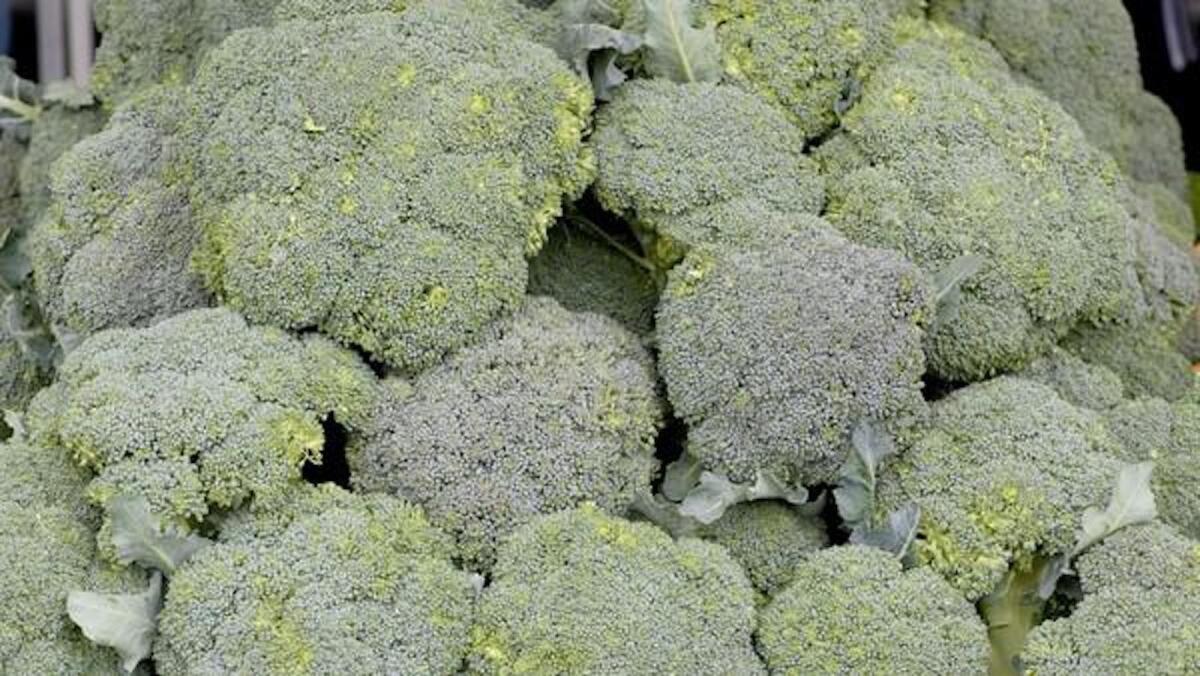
[697,501,827,598]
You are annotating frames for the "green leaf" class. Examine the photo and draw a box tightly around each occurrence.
[558,23,642,100]
[931,254,984,329]
[849,503,920,562]
[109,494,211,574]
[833,420,897,530]
[661,454,703,502]
[629,489,700,536]
[1074,461,1157,555]
[67,572,162,673]
[640,0,720,83]
[678,471,808,524]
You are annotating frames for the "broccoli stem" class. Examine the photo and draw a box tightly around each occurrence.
[567,212,657,273]
[979,556,1051,676]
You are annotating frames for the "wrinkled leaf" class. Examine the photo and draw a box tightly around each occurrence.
[850,503,920,562]
[641,0,720,83]
[630,489,700,536]
[1036,554,1071,600]
[833,420,896,530]
[1075,461,1157,554]
[661,454,703,502]
[932,254,984,328]
[679,471,808,524]
[590,49,633,101]
[67,572,162,673]
[109,494,211,573]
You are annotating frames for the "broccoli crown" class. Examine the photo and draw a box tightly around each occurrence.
[1132,180,1197,251]
[930,0,1189,198]
[657,225,931,486]
[877,377,1121,600]
[90,0,278,107]
[25,308,378,533]
[526,219,659,335]
[591,79,823,267]
[188,6,594,372]
[1018,347,1126,412]
[820,20,1145,382]
[29,86,210,338]
[353,297,662,571]
[155,486,474,675]
[702,0,919,139]
[469,505,764,675]
[1073,522,1200,596]
[1063,322,1195,403]
[18,100,107,226]
[757,545,988,673]
[696,501,827,598]
[273,0,405,20]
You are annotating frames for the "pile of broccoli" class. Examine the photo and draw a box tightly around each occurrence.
[1,0,1198,673]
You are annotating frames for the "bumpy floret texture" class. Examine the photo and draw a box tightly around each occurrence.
[929,0,1189,197]
[657,225,930,486]
[591,79,823,267]
[354,297,662,571]
[18,100,106,226]
[188,6,594,372]
[702,0,920,139]
[1064,323,1195,402]
[1072,522,1200,595]
[30,86,210,338]
[1018,347,1126,412]
[90,0,278,106]
[821,21,1146,381]
[469,505,764,674]
[697,501,827,597]
[155,487,474,675]
[876,377,1121,600]
[25,308,378,533]
[757,546,989,673]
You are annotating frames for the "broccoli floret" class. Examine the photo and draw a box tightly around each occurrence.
[820,20,1148,382]
[155,486,474,675]
[1018,347,1126,412]
[272,0,554,36]
[353,297,662,570]
[696,501,827,598]
[90,0,278,107]
[929,0,1189,199]
[526,219,659,334]
[469,504,764,674]
[657,224,930,488]
[1181,304,1200,363]
[1132,180,1197,251]
[0,431,96,525]
[876,377,1121,601]
[25,308,378,536]
[188,6,594,372]
[1072,521,1200,595]
[18,93,106,227]
[29,86,210,339]
[591,79,823,267]
[1063,322,1194,402]
[757,545,989,673]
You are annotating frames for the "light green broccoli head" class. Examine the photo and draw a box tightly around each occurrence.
[591,79,823,268]
[697,501,827,598]
[702,0,920,139]
[155,486,474,675]
[657,224,931,486]
[876,377,1122,600]
[271,0,554,36]
[0,434,96,526]
[90,0,278,107]
[526,220,659,335]
[1018,347,1126,412]
[29,85,210,338]
[353,297,662,571]
[25,308,378,534]
[757,545,989,673]
[1073,521,1200,596]
[188,6,595,372]
[17,99,107,227]
[821,20,1147,382]
[1063,322,1195,402]
[1132,180,1197,251]
[470,504,765,675]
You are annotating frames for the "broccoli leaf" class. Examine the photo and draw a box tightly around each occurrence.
[931,254,984,328]
[641,0,720,83]
[109,494,212,574]
[849,503,920,563]
[67,572,163,673]
[833,420,896,530]
[661,454,703,501]
[1074,461,1157,554]
[558,24,642,101]
[630,489,700,536]
[679,471,808,524]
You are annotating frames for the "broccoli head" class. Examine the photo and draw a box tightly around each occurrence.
[18,91,106,226]
[25,308,378,536]
[1018,347,1126,412]
[876,377,1121,600]
[1071,521,1200,596]
[820,20,1146,381]
[591,79,823,267]
[757,545,989,673]
[156,485,474,675]
[353,297,662,570]
[657,224,931,488]
[702,0,920,139]
[1063,322,1195,402]
[29,86,210,339]
[696,501,827,598]
[469,505,764,674]
[187,6,594,372]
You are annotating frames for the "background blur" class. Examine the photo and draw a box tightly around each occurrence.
[2,0,1199,167]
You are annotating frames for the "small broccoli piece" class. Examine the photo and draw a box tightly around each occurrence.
[188,6,594,372]
[526,219,659,334]
[1063,322,1194,402]
[469,505,764,674]
[90,0,278,107]
[929,0,1189,199]
[29,86,210,338]
[696,501,827,598]
[353,297,662,570]
[1018,347,1126,412]
[25,307,378,536]
[657,224,931,488]
[591,79,823,267]
[17,92,106,226]
[155,486,474,675]
[875,377,1121,600]
[0,430,96,525]
[1072,521,1200,595]
[820,20,1149,382]
[1132,180,1197,251]
[757,545,989,673]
